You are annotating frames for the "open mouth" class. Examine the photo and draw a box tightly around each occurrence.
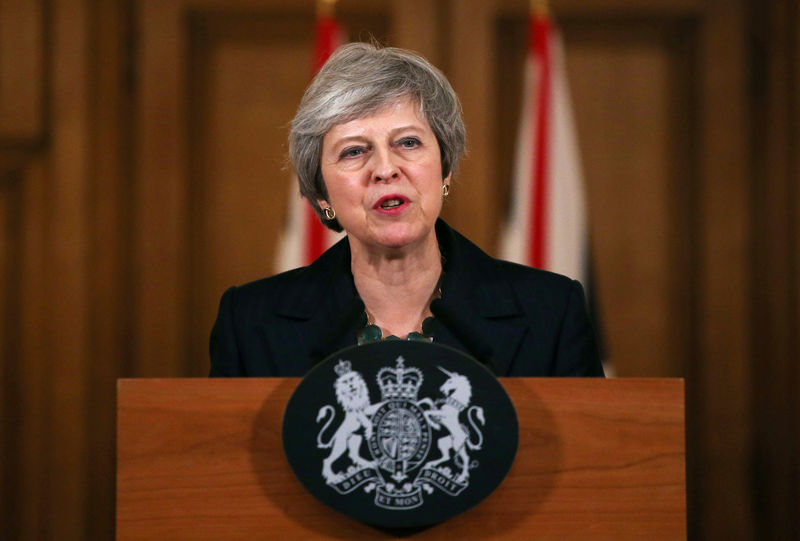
[374,195,408,211]
[380,198,403,209]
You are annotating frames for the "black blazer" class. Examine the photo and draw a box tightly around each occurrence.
[210,220,603,378]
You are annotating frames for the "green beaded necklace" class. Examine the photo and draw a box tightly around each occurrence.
[357,274,442,346]
[357,312,436,345]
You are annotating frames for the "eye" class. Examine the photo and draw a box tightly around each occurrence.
[397,137,421,149]
[339,146,366,159]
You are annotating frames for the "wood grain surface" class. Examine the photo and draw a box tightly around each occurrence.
[117,378,685,540]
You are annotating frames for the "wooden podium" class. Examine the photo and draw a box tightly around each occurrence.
[117,378,685,540]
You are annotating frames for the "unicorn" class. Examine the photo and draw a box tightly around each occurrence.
[418,367,485,483]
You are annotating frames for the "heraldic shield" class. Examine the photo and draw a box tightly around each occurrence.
[282,341,519,528]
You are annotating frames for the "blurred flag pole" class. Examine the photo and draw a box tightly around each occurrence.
[274,0,345,273]
[499,0,608,369]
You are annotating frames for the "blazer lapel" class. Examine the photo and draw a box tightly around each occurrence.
[436,221,530,376]
[263,237,364,371]
[433,287,528,377]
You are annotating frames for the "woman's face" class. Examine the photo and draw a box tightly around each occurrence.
[319,98,449,253]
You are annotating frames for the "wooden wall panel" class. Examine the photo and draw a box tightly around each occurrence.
[0,0,44,140]
[86,0,131,539]
[1,165,49,540]
[794,1,800,533]
[0,185,4,526]
[750,0,800,537]
[47,0,92,537]
[134,1,188,378]
[188,14,321,374]
[17,160,48,540]
[0,174,19,536]
[390,0,441,65]
[444,0,497,249]
[564,21,694,379]
[695,2,752,539]
[0,11,47,519]
[191,15,311,283]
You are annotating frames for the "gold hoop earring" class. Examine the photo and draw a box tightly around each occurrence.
[442,184,450,199]
[323,206,336,220]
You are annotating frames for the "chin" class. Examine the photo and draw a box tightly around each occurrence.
[372,222,432,250]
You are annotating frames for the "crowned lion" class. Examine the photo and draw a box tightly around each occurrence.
[316,361,383,483]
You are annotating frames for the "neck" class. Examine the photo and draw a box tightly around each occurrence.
[350,232,442,338]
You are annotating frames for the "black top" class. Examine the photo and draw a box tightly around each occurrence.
[209,220,604,377]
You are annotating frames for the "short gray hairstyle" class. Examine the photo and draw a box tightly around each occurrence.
[289,42,466,232]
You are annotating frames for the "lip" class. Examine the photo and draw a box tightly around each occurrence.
[373,194,410,215]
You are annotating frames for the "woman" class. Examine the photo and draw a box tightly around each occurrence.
[210,42,603,378]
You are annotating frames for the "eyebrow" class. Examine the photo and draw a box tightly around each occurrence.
[388,125,423,136]
[329,125,425,148]
[331,135,369,147]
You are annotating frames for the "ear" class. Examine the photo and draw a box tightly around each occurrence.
[317,198,329,210]
[442,173,451,186]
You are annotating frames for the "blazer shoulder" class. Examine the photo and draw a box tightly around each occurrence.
[443,220,573,289]
[491,257,575,287]
[494,260,584,318]
[221,237,352,320]
[467,241,578,297]
[233,266,309,298]
[440,221,579,310]
[225,265,333,324]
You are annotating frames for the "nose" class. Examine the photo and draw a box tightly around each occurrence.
[372,147,399,182]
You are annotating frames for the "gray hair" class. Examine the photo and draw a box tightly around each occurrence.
[289,42,466,232]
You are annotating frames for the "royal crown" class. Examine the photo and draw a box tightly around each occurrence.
[334,359,352,377]
[377,357,423,400]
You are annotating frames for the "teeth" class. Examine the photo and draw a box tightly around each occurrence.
[381,198,402,208]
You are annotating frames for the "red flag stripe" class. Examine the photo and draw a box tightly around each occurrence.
[528,14,551,269]
[314,16,340,73]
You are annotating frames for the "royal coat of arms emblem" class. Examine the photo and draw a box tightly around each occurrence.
[316,356,486,509]
[282,341,517,528]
